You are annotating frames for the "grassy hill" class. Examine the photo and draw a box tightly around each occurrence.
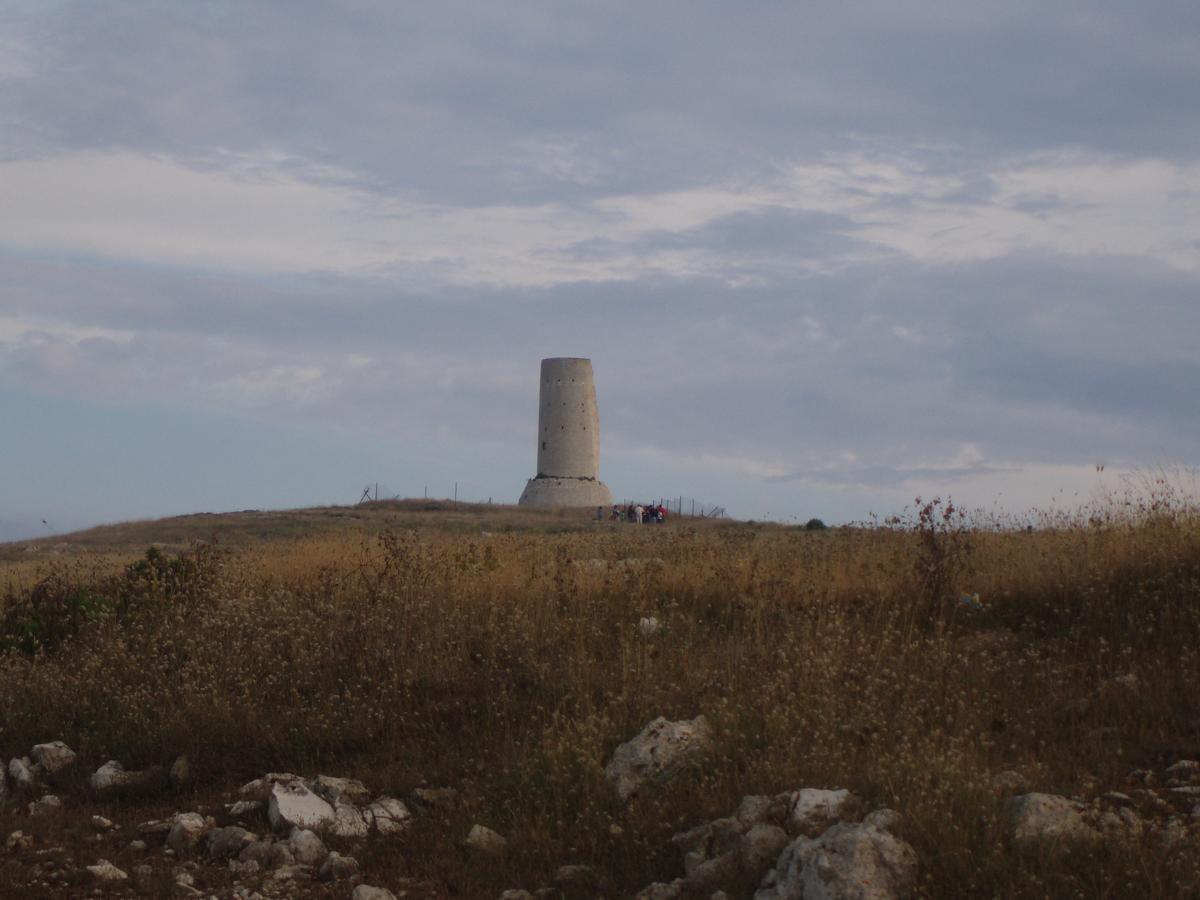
[0,496,1197,897]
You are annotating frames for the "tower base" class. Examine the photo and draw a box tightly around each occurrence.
[519,476,614,508]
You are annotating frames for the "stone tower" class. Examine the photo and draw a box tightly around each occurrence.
[518,357,614,507]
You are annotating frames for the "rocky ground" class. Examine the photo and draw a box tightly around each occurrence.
[4,722,1200,899]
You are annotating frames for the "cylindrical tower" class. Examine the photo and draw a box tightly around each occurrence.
[519,357,614,508]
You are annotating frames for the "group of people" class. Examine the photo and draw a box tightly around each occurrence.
[601,502,667,524]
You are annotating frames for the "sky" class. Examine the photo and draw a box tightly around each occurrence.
[1,1,1198,539]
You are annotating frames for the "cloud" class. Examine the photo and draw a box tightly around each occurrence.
[1,2,1198,529]
[1,148,1197,292]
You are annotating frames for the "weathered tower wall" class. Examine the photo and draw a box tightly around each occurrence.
[519,357,613,508]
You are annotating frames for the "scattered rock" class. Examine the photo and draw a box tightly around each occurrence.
[287,827,328,866]
[128,840,147,852]
[9,757,38,793]
[239,773,302,801]
[86,859,128,882]
[206,826,258,860]
[265,862,313,885]
[635,881,685,899]
[166,813,210,852]
[604,715,713,802]
[740,823,790,877]
[238,841,274,867]
[364,796,412,834]
[787,788,857,836]
[6,831,32,851]
[229,857,261,878]
[555,863,601,889]
[669,793,794,893]
[1007,793,1099,845]
[170,755,192,788]
[137,818,174,838]
[319,850,359,880]
[863,808,902,832]
[312,775,369,806]
[638,616,661,637]
[991,770,1030,795]
[175,870,204,897]
[352,887,399,900]
[266,841,296,869]
[329,801,370,838]
[227,799,263,817]
[1165,760,1199,782]
[90,760,168,797]
[465,824,508,856]
[90,815,115,830]
[267,781,335,833]
[30,742,76,777]
[499,891,534,900]
[28,795,62,816]
[756,819,918,900]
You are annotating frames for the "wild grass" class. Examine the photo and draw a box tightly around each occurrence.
[1,483,1198,897]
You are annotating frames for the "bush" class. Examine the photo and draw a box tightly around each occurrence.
[0,544,213,654]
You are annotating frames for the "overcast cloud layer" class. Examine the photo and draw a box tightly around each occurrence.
[1,1,1197,539]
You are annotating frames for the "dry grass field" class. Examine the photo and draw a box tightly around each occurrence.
[1,480,1198,898]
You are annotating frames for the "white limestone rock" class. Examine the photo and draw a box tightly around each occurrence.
[329,800,370,838]
[137,817,173,837]
[741,823,790,877]
[638,616,661,637]
[787,788,857,836]
[604,715,713,802]
[169,755,191,787]
[1165,760,1199,782]
[287,827,328,866]
[352,886,399,900]
[30,741,76,776]
[465,824,508,856]
[166,812,210,852]
[1007,793,1099,845]
[756,820,918,900]
[265,862,314,886]
[5,830,32,851]
[266,841,296,869]
[991,770,1031,795]
[635,881,686,899]
[239,840,274,866]
[267,780,335,833]
[27,794,62,816]
[863,808,902,832]
[319,850,360,880]
[556,864,602,890]
[9,757,38,793]
[227,799,263,817]
[206,826,258,860]
[87,859,128,882]
[89,759,167,796]
[312,775,370,806]
[364,796,412,834]
[91,760,127,793]
[239,772,302,800]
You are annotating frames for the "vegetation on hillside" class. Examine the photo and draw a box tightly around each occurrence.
[1,480,1198,897]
